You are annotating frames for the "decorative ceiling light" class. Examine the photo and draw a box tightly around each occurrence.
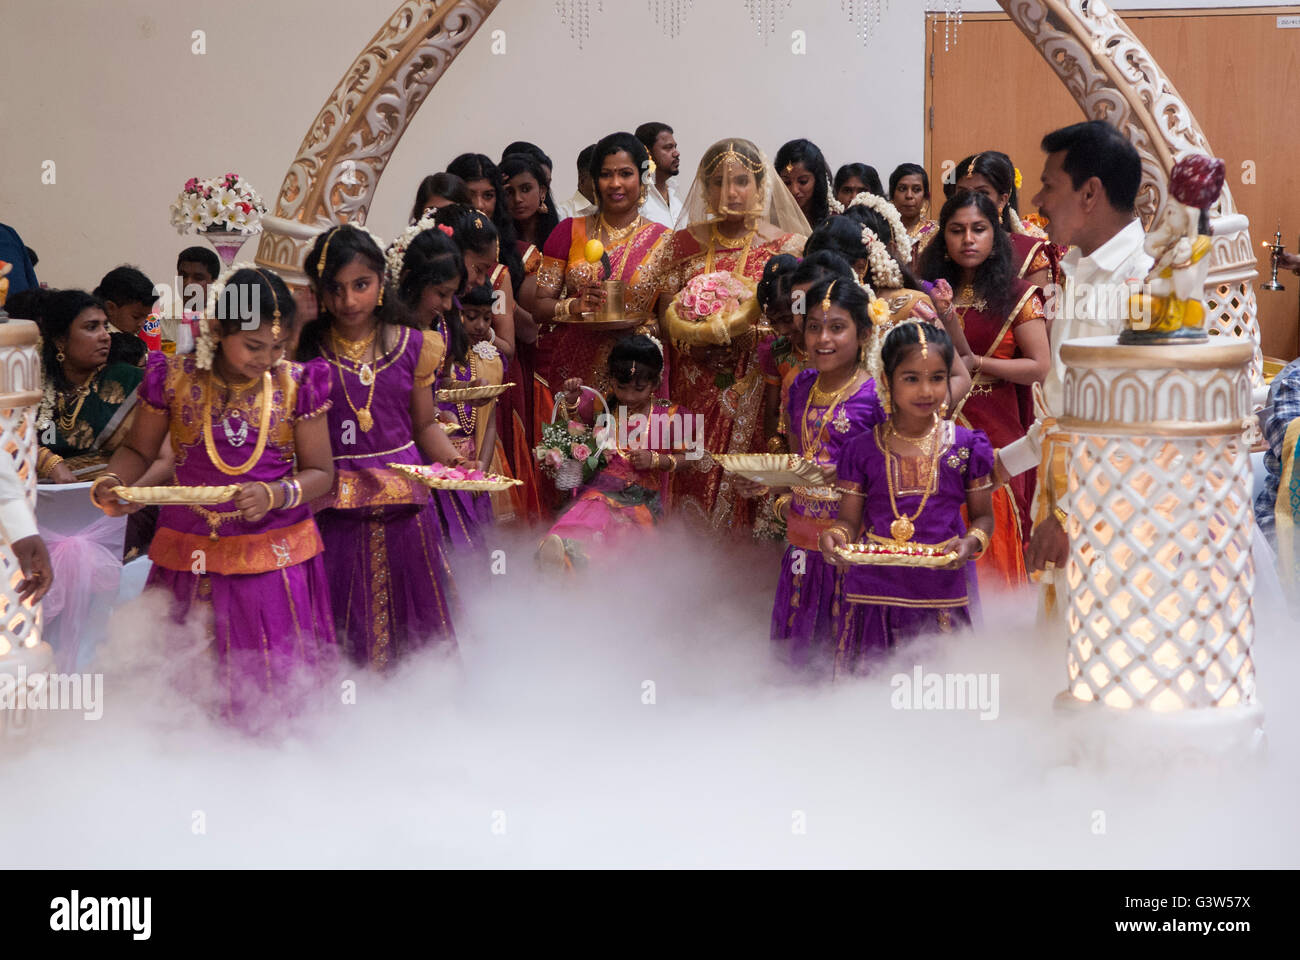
[555,0,603,50]
[648,0,692,39]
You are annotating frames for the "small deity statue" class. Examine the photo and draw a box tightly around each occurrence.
[1124,154,1226,344]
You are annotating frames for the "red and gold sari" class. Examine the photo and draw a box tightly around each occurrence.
[663,227,805,532]
[951,278,1044,590]
[534,216,671,395]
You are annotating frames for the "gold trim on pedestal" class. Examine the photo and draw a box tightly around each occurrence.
[1059,339,1255,371]
[1057,417,1253,438]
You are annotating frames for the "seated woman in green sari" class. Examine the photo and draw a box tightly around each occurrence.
[35,289,170,485]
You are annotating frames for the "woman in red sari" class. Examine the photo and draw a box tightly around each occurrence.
[660,137,809,533]
[919,191,1049,591]
[950,151,1063,293]
[522,132,673,401]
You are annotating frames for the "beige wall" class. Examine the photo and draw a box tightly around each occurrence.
[1,0,1289,293]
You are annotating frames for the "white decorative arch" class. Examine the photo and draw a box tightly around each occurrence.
[255,0,1260,372]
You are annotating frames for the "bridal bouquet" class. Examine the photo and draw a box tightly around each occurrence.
[169,173,267,235]
[665,270,759,349]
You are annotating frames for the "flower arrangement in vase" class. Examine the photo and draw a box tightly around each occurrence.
[169,173,268,268]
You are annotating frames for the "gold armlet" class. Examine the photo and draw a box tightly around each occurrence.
[1052,504,1068,527]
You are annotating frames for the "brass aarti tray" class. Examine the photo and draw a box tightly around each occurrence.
[716,453,829,487]
[111,484,241,505]
[549,311,651,330]
[832,540,959,568]
[435,382,515,402]
[388,462,522,493]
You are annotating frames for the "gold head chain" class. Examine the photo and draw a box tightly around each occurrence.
[252,268,282,340]
[317,226,340,276]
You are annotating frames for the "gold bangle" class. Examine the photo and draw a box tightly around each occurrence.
[772,493,792,522]
[38,450,65,478]
[968,526,990,557]
[1052,504,1067,527]
[824,521,853,542]
[255,481,277,511]
[651,451,661,470]
[89,473,122,505]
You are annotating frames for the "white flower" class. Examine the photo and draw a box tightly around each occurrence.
[186,204,214,229]
[471,340,499,361]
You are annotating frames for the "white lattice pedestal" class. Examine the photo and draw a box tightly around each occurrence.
[1054,337,1263,767]
[0,319,51,742]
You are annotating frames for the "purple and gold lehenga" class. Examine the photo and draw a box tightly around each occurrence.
[835,420,994,675]
[770,369,884,671]
[431,328,499,552]
[140,353,337,730]
[313,326,457,668]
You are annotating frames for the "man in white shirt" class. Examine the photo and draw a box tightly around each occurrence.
[555,143,598,223]
[0,454,52,603]
[997,120,1154,576]
[635,122,683,228]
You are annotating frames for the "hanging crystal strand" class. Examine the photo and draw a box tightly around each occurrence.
[842,0,889,47]
[649,0,692,39]
[744,0,790,44]
[943,0,963,52]
[556,0,603,50]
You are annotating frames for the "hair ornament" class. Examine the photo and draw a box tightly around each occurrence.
[966,153,980,181]
[1014,166,1023,190]
[645,333,664,357]
[437,223,454,236]
[252,268,283,339]
[317,226,340,277]
[821,280,836,316]
[847,191,914,262]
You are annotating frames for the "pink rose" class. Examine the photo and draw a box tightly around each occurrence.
[681,293,697,310]
[466,468,486,480]
[710,300,724,314]
[699,289,715,301]
[567,420,586,435]
[571,443,591,461]
[545,449,564,468]
[444,467,467,481]
[701,280,718,293]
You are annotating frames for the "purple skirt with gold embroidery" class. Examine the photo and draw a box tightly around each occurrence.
[146,555,338,733]
[834,601,972,676]
[316,504,457,669]
[770,544,846,674]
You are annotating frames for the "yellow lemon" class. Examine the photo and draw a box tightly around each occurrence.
[584,239,605,263]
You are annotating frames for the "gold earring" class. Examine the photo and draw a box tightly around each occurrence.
[377,286,384,307]
[56,348,65,363]
[939,399,949,417]
[540,200,548,213]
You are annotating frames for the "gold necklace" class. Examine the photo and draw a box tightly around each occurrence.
[203,369,272,475]
[56,366,104,433]
[325,329,404,432]
[706,222,758,276]
[800,372,860,460]
[599,214,641,245]
[881,419,945,543]
[332,329,378,386]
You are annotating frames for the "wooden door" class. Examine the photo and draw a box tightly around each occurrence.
[925,7,1300,359]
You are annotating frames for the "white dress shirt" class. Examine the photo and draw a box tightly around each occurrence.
[0,452,38,545]
[641,178,682,229]
[555,190,596,224]
[1001,218,1154,477]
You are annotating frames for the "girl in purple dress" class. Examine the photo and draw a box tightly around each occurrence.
[736,277,886,673]
[92,267,337,732]
[300,225,468,669]
[821,322,996,676]
[393,223,494,553]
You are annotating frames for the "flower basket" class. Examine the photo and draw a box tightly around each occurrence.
[665,272,759,349]
[536,385,608,490]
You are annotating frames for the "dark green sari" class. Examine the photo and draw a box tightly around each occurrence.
[44,362,145,477]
